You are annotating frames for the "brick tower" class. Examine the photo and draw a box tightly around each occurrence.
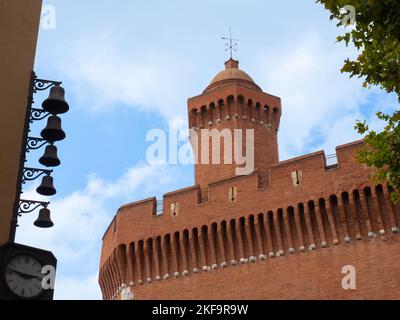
[99,59,400,300]
[188,59,281,187]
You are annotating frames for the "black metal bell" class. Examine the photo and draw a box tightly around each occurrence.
[34,208,54,228]
[42,85,69,114]
[39,145,61,167]
[41,115,66,143]
[36,175,57,196]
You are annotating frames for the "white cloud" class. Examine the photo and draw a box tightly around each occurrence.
[16,163,179,300]
[56,33,191,123]
[321,112,363,153]
[54,273,100,300]
[255,32,372,158]
[58,31,391,161]
[57,31,398,161]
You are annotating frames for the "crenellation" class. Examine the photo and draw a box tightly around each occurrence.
[100,142,380,254]
[99,59,400,300]
[191,101,278,130]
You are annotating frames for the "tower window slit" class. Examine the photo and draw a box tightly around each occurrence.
[308,202,321,245]
[239,218,249,258]
[193,229,201,270]
[341,193,354,239]
[376,185,390,232]
[364,188,378,233]
[230,220,239,261]
[209,104,215,124]
[138,241,145,282]
[297,204,309,246]
[256,104,261,122]
[165,235,172,277]
[131,243,138,284]
[258,214,268,254]
[118,245,127,285]
[221,221,229,262]
[268,212,277,253]
[319,199,333,243]
[277,210,287,250]
[211,223,220,264]
[147,239,155,280]
[201,226,210,266]
[329,196,343,240]
[155,237,163,277]
[288,207,298,249]
[174,232,182,274]
[183,230,191,272]
[353,190,367,237]
[249,216,257,256]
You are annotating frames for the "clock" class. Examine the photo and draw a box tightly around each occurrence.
[0,242,57,300]
[5,254,44,299]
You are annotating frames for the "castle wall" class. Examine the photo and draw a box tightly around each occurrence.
[124,240,400,300]
[99,140,400,300]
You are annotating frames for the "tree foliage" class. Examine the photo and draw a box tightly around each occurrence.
[317,0,400,201]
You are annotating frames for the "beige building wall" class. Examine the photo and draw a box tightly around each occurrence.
[0,0,43,244]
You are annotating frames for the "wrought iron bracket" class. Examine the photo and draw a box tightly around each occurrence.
[18,199,50,216]
[27,137,48,152]
[22,167,53,184]
[10,71,61,242]
[30,108,51,123]
[33,77,62,93]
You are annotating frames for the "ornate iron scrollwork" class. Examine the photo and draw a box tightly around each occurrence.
[10,72,64,240]
[30,108,51,123]
[26,137,48,152]
[33,78,62,93]
[22,167,53,184]
[18,199,50,216]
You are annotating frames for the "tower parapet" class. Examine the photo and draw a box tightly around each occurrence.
[188,59,281,187]
[99,59,400,301]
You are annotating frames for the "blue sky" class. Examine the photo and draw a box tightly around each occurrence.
[16,0,397,300]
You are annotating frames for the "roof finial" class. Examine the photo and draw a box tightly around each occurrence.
[222,27,239,60]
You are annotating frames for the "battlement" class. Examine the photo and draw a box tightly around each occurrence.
[102,142,358,236]
[188,92,282,131]
[99,138,400,302]
[102,140,365,243]
[99,57,400,300]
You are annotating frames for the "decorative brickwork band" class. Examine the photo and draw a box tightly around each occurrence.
[99,183,400,300]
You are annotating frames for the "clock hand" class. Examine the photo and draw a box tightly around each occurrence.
[8,269,32,280]
[8,268,43,280]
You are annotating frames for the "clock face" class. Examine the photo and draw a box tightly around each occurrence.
[4,254,44,299]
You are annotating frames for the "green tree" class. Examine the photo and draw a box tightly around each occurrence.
[317,0,400,201]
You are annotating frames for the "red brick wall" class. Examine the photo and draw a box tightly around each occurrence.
[128,239,400,300]
[188,82,281,187]
[98,140,400,300]
[98,64,400,300]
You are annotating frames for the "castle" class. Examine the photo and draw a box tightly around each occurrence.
[99,59,400,300]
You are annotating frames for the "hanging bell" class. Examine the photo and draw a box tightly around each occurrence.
[42,85,69,114]
[36,175,57,196]
[39,145,61,167]
[41,115,66,143]
[34,208,54,228]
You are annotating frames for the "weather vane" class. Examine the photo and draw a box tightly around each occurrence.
[222,27,239,59]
